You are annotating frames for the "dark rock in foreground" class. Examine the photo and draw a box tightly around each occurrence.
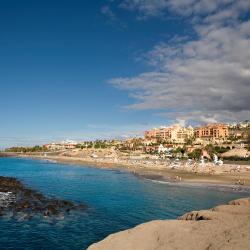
[0,176,87,219]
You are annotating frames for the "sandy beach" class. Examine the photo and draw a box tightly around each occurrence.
[3,151,250,189]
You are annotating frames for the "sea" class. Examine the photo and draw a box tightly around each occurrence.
[0,157,249,250]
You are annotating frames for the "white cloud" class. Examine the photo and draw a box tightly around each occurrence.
[119,0,169,19]
[101,5,116,20]
[101,4,127,28]
[118,0,249,20]
[110,1,250,123]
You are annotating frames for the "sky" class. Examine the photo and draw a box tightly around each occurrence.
[0,0,250,148]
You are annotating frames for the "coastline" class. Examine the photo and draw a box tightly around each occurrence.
[2,152,250,189]
[2,152,250,249]
[87,197,250,250]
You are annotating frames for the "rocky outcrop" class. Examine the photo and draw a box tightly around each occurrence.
[0,176,87,219]
[88,198,250,250]
[221,148,249,158]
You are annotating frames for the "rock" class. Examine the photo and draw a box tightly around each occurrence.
[179,210,214,221]
[46,204,59,215]
[87,197,250,250]
[0,207,4,215]
[228,198,250,205]
[0,176,87,219]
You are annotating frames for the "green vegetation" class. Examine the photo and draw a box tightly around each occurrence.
[227,135,238,141]
[202,144,230,158]
[223,156,250,161]
[246,130,250,150]
[214,146,230,154]
[5,145,46,153]
[204,144,214,158]
[188,148,202,160]
[93,140,107,149]
[172,147,185,155]
[76,140,111,149]
[184,137,195,146]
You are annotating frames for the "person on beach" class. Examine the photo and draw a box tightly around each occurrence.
[235,177,245,185]
[174,176,182,182]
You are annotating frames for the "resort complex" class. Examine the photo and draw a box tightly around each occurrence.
[144,124,194,143]
[5,120,250,164]
[144,122,238,143]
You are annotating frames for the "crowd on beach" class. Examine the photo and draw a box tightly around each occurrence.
[56,151,250,185]
[2,147,250,187]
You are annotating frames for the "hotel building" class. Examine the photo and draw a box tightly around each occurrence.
[44,140,78,151]
[144,125,194,143]
[194,124,229,141]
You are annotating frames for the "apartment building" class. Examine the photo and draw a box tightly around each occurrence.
[44,140,78,151]
[195,124,229,141]
[144,125,194,143]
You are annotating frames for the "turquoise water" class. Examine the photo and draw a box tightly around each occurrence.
[0,157,249,250]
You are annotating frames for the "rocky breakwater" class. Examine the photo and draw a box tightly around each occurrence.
[88,198,250,250]
[0,176,87,219]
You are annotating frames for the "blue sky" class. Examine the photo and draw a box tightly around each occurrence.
[0,0,250,147]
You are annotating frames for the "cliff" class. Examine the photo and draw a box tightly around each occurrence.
[88,198,250,250]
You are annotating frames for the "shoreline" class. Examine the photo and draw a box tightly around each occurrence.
[2,152,250,190]
[87,197,250,250]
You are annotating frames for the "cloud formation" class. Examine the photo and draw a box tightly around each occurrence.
[110,0,250,123]
[119,0,169,19]
[101,5,118,22]
[119,0,250,20]
[101,3,127,28]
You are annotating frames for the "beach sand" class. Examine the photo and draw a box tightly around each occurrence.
[3,152,250,188]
